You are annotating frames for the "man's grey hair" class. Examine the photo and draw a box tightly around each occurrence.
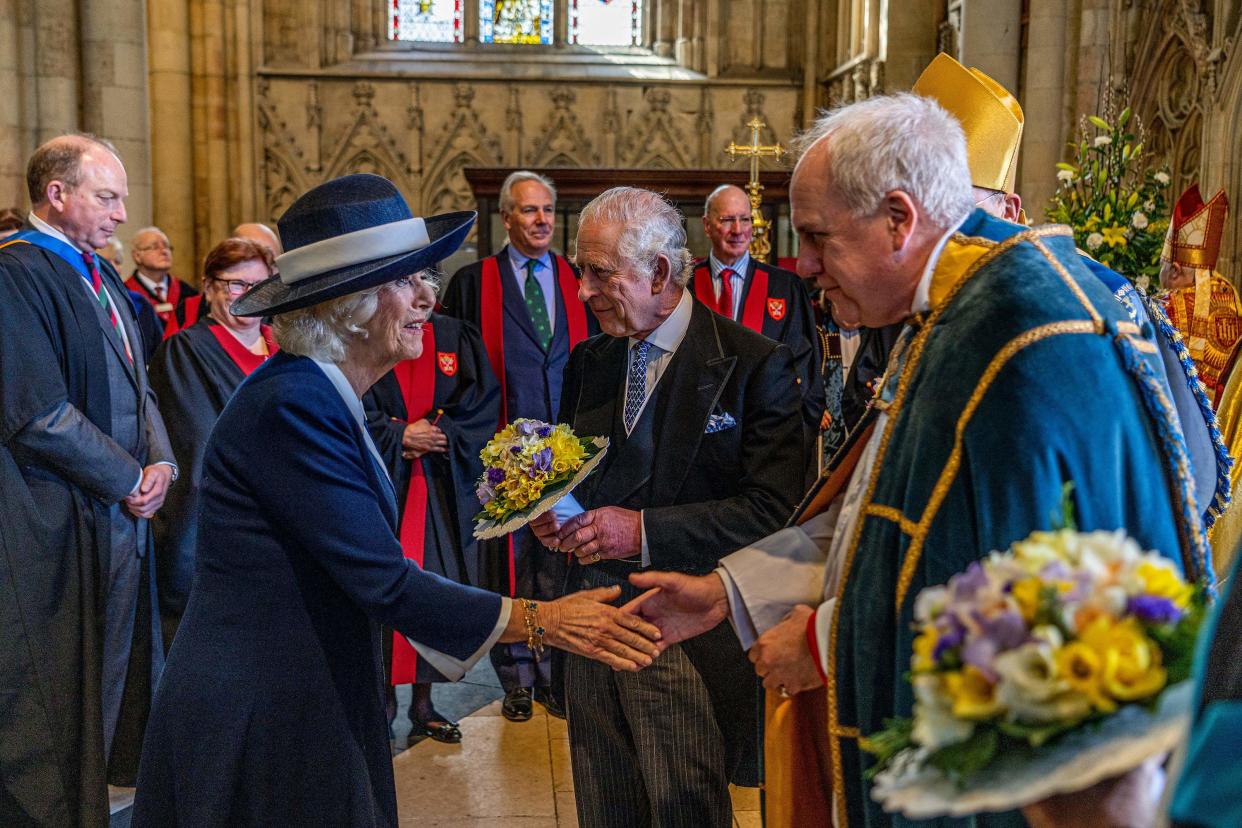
[577,187,693,287]
[26,133,121,205]
[132,226,169,245]
[271,271,434,362]
[792,94,975,229]
[499,170,557,214]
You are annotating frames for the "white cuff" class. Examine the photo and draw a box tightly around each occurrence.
[814,599,834,679]
[718,566,761,650]
[407,596,513,681]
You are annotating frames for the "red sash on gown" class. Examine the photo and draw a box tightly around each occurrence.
[692,261,769,333]
[389,323,437,684]
[478,255,588,595]
[208,323,278,375]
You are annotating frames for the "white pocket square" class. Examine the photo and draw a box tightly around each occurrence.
[704,412,737,434]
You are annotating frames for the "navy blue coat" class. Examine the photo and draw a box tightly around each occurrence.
[132,352,503,827]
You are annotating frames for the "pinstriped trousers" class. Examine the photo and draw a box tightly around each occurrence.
[565,564,732,828]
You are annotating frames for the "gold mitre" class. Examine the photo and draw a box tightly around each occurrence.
[1161,183,1229,271]
[913,53,1024,194]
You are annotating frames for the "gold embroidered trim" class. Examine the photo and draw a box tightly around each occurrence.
[864,504,919,536]
[831,725,862,739]
[893,321,1098,612]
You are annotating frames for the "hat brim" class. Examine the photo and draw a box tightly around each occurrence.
[230,211,476,318]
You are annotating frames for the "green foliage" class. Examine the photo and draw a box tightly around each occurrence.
[860,718,914,780]
[927,729,1000,785]
[1148,588,1209,686]
[1044,96,1173,291]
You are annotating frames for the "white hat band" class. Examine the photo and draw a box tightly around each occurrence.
[276,217,431,285]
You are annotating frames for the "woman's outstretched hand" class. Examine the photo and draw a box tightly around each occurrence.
[529,586,664,671]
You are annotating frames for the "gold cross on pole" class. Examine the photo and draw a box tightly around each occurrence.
[724,118,785,260]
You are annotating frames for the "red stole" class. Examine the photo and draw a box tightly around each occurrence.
[163,294,204,339]
[480,253,588,426]
[692,261,769,333]
[208,323,278,375]
[389,323,437,684]
[125,275,184,321]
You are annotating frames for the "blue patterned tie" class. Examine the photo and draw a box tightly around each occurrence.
[624,340,652,431]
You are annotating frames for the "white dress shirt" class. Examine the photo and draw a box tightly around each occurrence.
[507,246,557,336]
[312,358,512,681]
[707,251,750,320]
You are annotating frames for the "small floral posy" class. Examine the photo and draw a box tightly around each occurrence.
[473,419,608,540]
[862,487,1206,816]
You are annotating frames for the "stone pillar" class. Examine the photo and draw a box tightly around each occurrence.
[653,0,675,58]
[148,0,196,274]
[959,0,1022,95]
[80,0,153,245]
[1018,0,1070,221]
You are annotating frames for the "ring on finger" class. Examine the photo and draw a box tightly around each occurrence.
[590,551,602,563]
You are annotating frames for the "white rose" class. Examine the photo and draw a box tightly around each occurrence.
[1057,169,1075,183]
[1155,171,1171,185]
[1094,135,1113,147]
[914,585,948,624]
[1136,275,1151,292]
[994,643,1092,725]
[911,675,976,749]
[1086,232,1105,251]
[1132,212,1149,229]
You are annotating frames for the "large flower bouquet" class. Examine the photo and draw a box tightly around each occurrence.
[863,512,1206,817]
[1044,95,1173,292]
[472,419,607,540]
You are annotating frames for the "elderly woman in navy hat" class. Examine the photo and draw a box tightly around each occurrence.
[131,175,661,827]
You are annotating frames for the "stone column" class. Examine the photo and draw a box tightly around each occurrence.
[1017,0,1070,221]
[148,0,196,274]
[80,0,154,246]
[959,0,1022,95]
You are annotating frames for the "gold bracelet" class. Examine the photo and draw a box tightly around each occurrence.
[520,598,546,659]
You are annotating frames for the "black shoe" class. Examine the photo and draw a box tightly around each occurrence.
[534,687,566,719]
[409,717,462,744]
[502,687,533,722]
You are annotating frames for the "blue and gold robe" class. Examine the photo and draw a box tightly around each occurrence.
[826,210,1211,827]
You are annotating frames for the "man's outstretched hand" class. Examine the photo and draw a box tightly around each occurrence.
[541,586,664,672]
[623,571,730,647]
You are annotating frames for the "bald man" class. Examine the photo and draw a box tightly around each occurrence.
[694,184,823,483]
[0,133,175,824]
[233,221,283,255]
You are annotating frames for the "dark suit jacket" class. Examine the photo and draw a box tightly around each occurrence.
[560,296,806,784]
[132,353,504,827]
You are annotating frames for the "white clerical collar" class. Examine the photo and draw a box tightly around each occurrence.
[136,271,170,294]
[910,217,966,315]
[311,358,390,482]
[28,212,86,252]
[709,251,749,279]
[631,286,693,354]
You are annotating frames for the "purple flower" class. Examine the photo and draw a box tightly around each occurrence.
[475,481,494,504]
[1127,595,1182,625]
[516,420,538,437]
[527,447,553,478]
[487,467,506,486]
[536,425,553,438]
[932,616,966,662]
[977,609,1028,650]
[951,562,990,601]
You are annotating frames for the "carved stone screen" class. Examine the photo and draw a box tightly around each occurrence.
[480,0,554,44]
[390,0,464,42]
[571,0,642,46]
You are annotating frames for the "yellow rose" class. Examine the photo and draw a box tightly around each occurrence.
[1079,616,1166,702]
[1135,560,1193,608]
[944,666,1003,721]
[1054,642,1116,713]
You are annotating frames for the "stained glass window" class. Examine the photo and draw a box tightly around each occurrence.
[571,0,641,46]
[390,0,463,43]
[480,0,553,45]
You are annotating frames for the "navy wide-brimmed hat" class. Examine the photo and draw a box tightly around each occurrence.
[231,173,475,317]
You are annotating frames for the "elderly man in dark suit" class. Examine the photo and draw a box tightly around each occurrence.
[531,186,806,827]
[0,134,175,825]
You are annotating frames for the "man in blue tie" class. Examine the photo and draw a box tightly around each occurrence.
[0,134,176,825]
[530,186,806,827]
[441,170,597,721]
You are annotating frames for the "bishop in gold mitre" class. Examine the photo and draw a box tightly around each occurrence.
[1161,184,1242,406]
